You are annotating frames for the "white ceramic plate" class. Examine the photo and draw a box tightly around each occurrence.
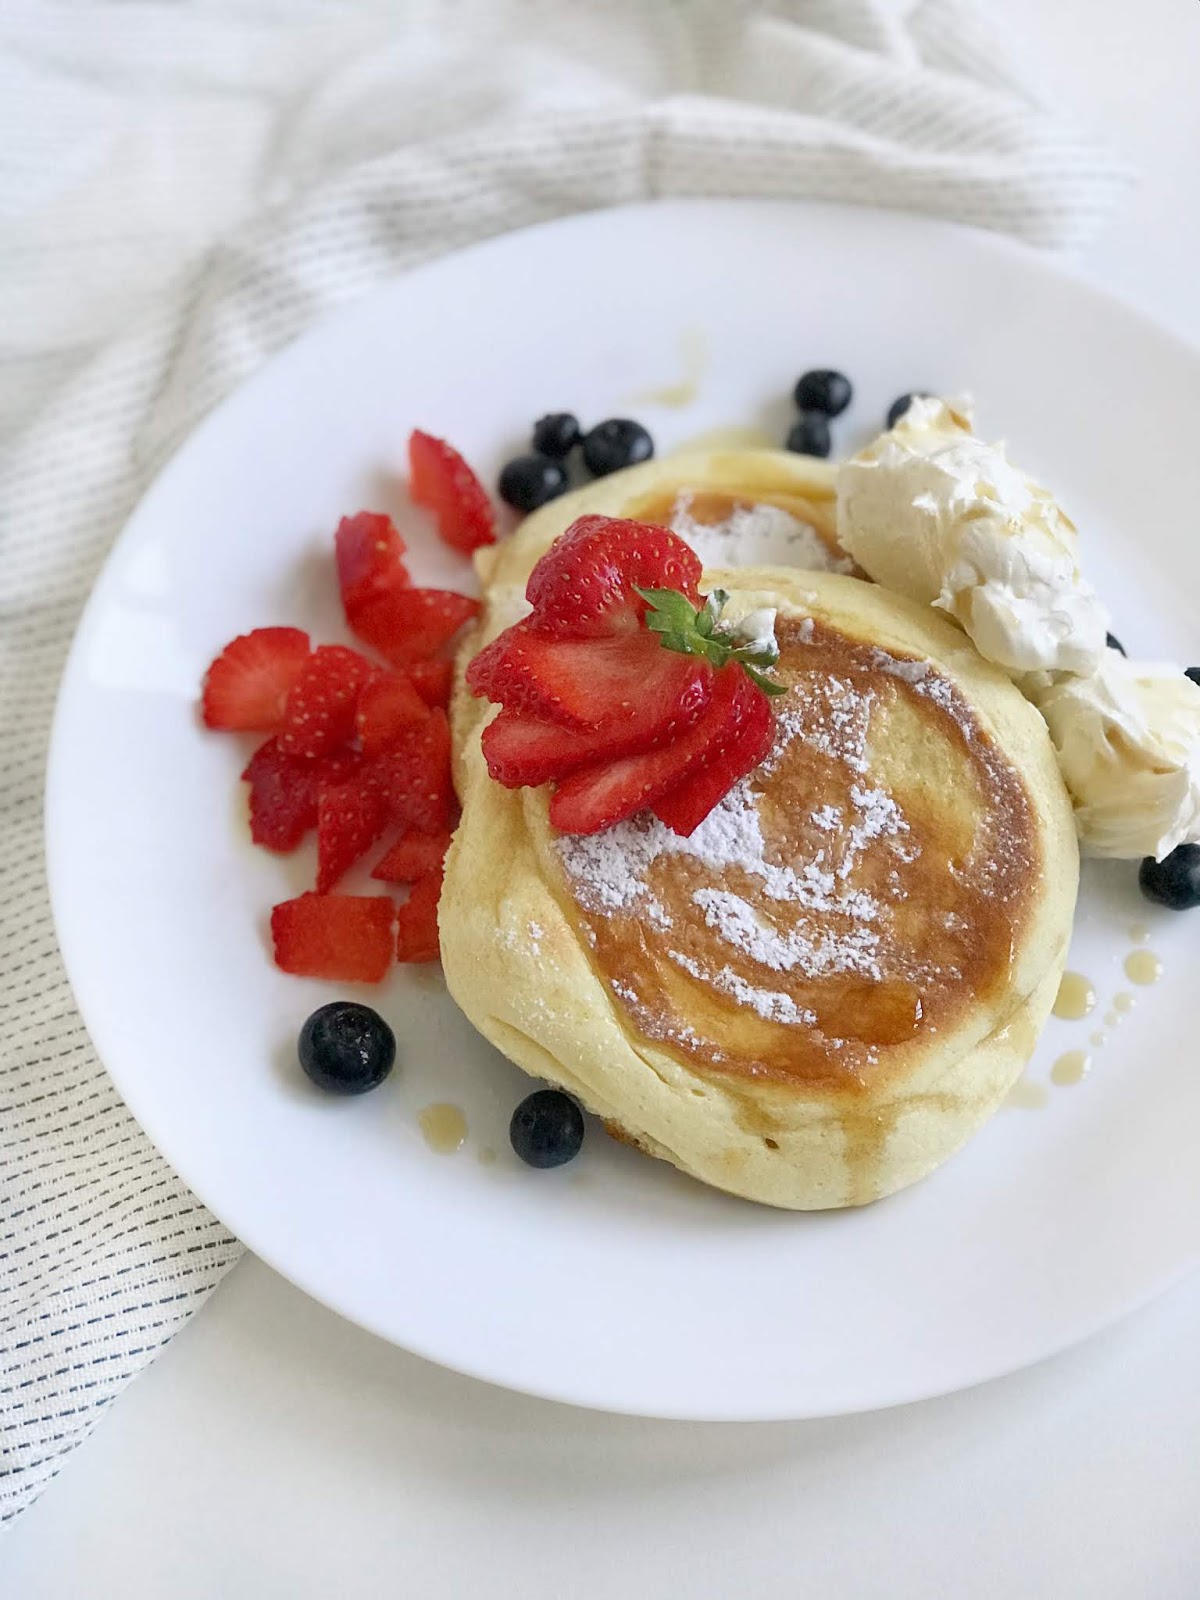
[46,200,1200,1420]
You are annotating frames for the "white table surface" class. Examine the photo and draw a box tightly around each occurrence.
[6,2,1200,1594]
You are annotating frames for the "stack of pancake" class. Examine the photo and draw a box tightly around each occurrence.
[439,451,1079,1209]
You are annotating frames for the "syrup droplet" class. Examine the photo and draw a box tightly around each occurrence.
[1129,922,1150,944]
[1090,1030,1107,1048]
[1051,1050,1091,1086]
[1052,972,1096,1021]
[1113,991,1136,1013]
[418,1103,467,1153]
[1124,950,1163,987]
[1006,1075,1050,1109]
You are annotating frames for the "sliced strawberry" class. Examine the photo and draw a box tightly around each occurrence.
[367,709,455,833]
[349,587,480,669]
[371,829,452,884]
[277,644,374,759]
[201,627,310,731]
[524,516,702,639]
[651,686,774,836]
[468,623,711,732]
[241,739,360,852]
[335,511,410,619]
[270,893,395,983]
[316,773,389,893]
[408,430,496,555]
[395,869,443,964]
[479,657,715,787]
[355,672,428,755]
[548,669,768,836]
[408,657,454,710]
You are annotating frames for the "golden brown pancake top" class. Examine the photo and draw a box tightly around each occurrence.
[549,617,1038,1097]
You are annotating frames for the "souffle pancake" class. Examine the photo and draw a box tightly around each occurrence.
[440,452,1080,1209]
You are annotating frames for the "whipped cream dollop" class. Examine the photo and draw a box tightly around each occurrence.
[1034,655,1200,859]
[727,606,778,658]
[836,397,1109,677]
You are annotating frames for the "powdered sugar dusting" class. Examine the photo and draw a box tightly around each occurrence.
[559,773,888,928]
[761,675,872,777]
[870,648,930,684]
[669,949,818,1025]
[692,889,882,979]
[669,493,853,574]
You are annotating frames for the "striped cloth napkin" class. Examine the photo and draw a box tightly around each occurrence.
[0,0,1128,1524]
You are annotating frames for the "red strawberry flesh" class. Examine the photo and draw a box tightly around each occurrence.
[350,587,480,669]
[650,683,774,836]
[270,893,395,983]
[479,653,713,787]
[467,625,711,732]
[355,672,429,755]
[408,658,454,709]
[366,708,455,833]
[523,516,702,639]
[408,430,496,555]
[278,644,374,759]
[202,627,310,731]
[371,829,452,884]
[335,512,410,619]
[316,775,389,893]
[395,869,443,963]
[548,668,765,836]
[242,738,360,852]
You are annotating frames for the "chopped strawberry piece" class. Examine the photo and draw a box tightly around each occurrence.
[651,686,774,836]
[408,430,496,555]
[316,772,389,892]
[355,672,429,755]
[271,893,395,983]
[371,829,452,884]
[243,738,318,851]
[468,623,711,732]
[408,657,454,709]
[201,627,310,731]
[367,709,455,833]
[548,669,768,836]
[241,739,360,852]
[335,511,410,620]
[524,516,702,639]
[395,869,443,963]
[349,588,480,669]
[278,644,374,759]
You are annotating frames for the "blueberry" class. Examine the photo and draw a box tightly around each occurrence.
[509,1088,585,1168]
[1106,631,1126,656]
[298,1002,395,1095]
[1138,844,1200,911]
[886,392,926,429]
[785,412,832,459]
[532,412,581,458]
[793,369,852,417]
[498,453,569,513]
[1185,667,1199,688]
[581,418,654,477]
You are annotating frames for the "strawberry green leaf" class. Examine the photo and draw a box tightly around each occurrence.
[635,584,785,695]
[743,664,789,697]
[636,587,701,631]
